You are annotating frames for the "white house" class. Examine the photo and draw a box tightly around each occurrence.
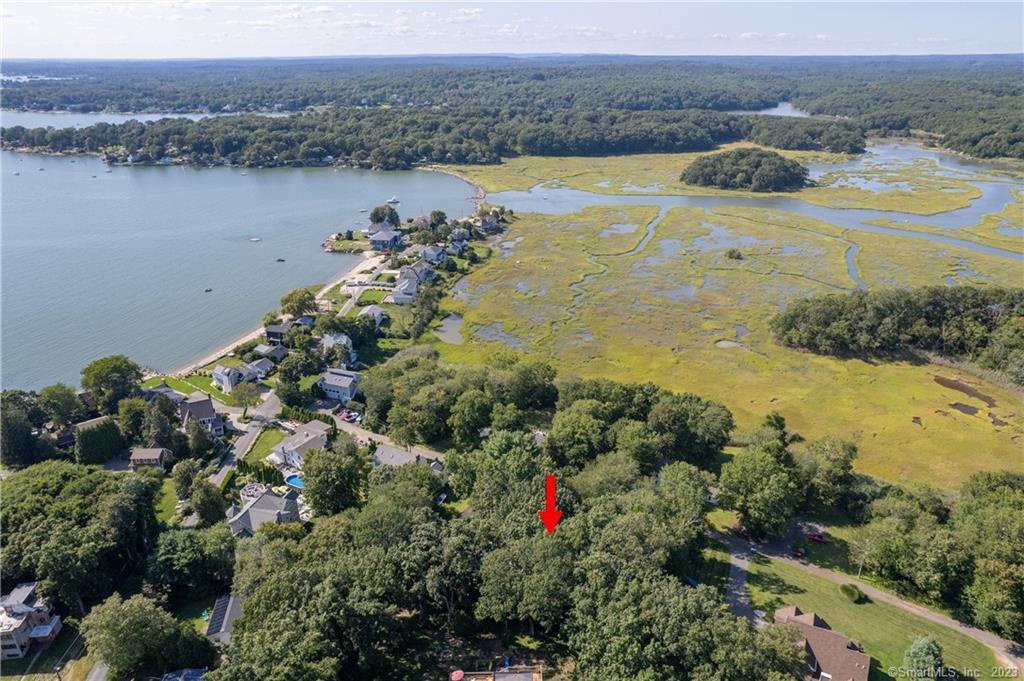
[179,392,225,436]
[212,364,258,394]
[421,244,448,264]
[321,332,356,365]
[357,304,387,329]
[317,368,361,402]
[387,276,419,305]
[270,421,332,469]
[0,583,62,660]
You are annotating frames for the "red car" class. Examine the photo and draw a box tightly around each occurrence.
[806,531,829,544]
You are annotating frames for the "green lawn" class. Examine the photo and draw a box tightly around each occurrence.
[746,557,998,681]
[142,373,239,406]
[298,373,321,393]
[199,355,243,373]
[322,282,352,308]
[170,593,216,634]
[155,477,178,523]
[244,427,285,465]
[707,508,739,533]
[692,539,732,593]
[0,623,83,681]
[358,288,388,305]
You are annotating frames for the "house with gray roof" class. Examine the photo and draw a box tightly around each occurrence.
[0,582,61,661]
[321,332,355,365]
[399,258,435,284]
[180,392,224,436]
[206,592,244,646]
[364,221,393,236]
[130,447,172,471]
[372,443,445,475]
[421,244,448,264]
[317,368,361,403]
[212,364,258,394]
[246,358,275,378]
[264,321,294,346]
[358,304,387,329]
[143,379,186,406]
[271,421,332,469]
[446,240,469,257]
[253,343,288,362]
[226,489,299,538]
[369,229,403,251]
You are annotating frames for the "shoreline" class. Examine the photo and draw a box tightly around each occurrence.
[168,251,378,377]
[422,165,487,205]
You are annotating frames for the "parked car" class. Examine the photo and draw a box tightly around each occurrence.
[806,531,829,544]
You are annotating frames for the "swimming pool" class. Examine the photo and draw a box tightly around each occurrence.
[285,474,305,490]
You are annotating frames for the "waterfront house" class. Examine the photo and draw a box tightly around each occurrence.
[246,358,275,378]
[253,343,288,362]
[271,421,332,469]
[72,414,113,438]
[0,582,62,661]
[358,304,387,329]
[212,364,258,394]
[180,392,225,436]
[364,221,392,236]
[399,258,435,284]
[422,244,448,264]
[388,276,419,305]
[143,379,186,406]
[411,215,431,230]
[226,489,299,538]
[369,229,403,251]
[76,390,100,416]
[317,368,361,402]
[129,447,172,471]
[372,443,445,474]
[264,321,294,345]
[774,606,870,681]
[295,315,316,328]
[450,226,471,242]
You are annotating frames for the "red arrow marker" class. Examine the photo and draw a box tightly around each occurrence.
[538,474,563,534]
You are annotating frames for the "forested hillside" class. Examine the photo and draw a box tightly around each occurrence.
[2,54,1021,160]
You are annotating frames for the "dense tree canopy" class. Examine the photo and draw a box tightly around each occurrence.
[682,148,809,192]
[771,286,1024,385]
[2,461,160,610]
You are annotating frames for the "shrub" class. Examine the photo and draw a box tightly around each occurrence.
[840,583,865,603]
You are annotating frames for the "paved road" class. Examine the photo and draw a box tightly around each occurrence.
[714,530,1024,672]
[328,413,445,462]
[208,388,281,486]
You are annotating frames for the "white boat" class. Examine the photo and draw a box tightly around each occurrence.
[249,237,262,242]
[359,208,368,213]
[12,171,19,176]
[241,172,248,176]
[105,169,112,173]
[386,196,400,204]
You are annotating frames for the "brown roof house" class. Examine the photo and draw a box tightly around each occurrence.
[774,606,870,681]
[130,447,172,471]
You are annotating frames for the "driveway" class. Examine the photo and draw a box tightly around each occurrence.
[208,389,280,486]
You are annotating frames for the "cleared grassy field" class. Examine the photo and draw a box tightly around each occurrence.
[244,427,285,465]
[446,142,991,215]
[435,206,1023,489]
[155,477,178,523]
[746,557,998,681]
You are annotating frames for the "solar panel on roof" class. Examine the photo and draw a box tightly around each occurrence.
[207,594,230,634]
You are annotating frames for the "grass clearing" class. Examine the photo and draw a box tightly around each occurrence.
[156,476,178,523]
[745,556,998,680]
[357,288,388,305]
[435,205,1023,489]
[170,593,216,634]
[244,427,285,465]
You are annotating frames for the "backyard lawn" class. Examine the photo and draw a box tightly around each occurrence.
[142,373,239,406]
[745,557,998,681]
[171,593,216,634]
[155,477,178,523]
[357,288,388,305]
[244,427,285,465]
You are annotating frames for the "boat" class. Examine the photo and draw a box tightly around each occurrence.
[91,175,97,178]
[249,237,262,242]
[359,208,368,213]
[204,288,212,293]
[11,171,19,176]
[240,172,248,176]
[105,169,112,173]
[276,258,286,262]
[38,168,45,171]
[386,195,400,204]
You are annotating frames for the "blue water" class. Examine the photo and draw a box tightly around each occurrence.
[1,150,476,389]
[285,474,305,489]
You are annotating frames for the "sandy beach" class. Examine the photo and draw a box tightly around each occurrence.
[171,251,383,376]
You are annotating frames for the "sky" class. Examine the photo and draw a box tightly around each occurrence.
[1,1,1021,59]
